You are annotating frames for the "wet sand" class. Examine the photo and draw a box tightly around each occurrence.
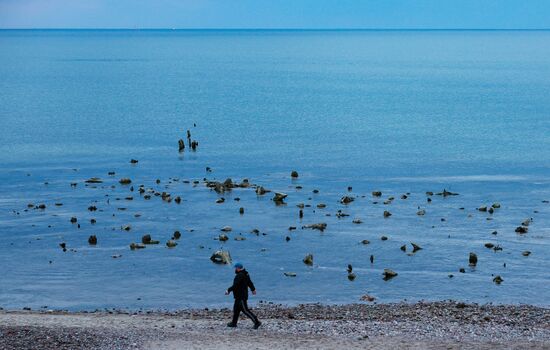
[1,301,549,349]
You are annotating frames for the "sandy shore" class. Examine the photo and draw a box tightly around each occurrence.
[1,302,549,349]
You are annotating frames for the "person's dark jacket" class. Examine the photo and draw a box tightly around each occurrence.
[227,269,255,300]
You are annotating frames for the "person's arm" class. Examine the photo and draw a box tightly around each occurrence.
[247,275,256,295]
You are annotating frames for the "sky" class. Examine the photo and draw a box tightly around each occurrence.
[0,0,549,29]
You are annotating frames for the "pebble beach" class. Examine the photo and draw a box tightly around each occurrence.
[1,302,549,349]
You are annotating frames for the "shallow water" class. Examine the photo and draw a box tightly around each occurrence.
[0,30,549,310]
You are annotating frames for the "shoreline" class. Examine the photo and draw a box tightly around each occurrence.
[1,301,549,349]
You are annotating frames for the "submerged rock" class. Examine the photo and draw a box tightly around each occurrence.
[119,178,132,185]
[340,196,354,204]
[142,234,159,245]
[515,226,528,234]
[221,226,232,232]
[88,235,97,245]
[361,239,370,245]
[172,231,181,240]
[436,189,459,197]
[360,294,376,302]
[166,240,177,248]
[493,275,503,284]
[273,192,288,203]
[383,210,392,218]
[522,251,531,256]
[383,269,398,280]
[178,139,185,151]
[255,186,269,195]
[210,250,232,264]
[303,254,313,266]
[85,177,103,184]
[302,223,327,231]
[218,234,229,242]
[291,170,299,178]
[372,191,382,197]
[284,272,297,277]
[347,273,356,281]
[417,209,426,216]
[469,253,478,266]
[411,242,422,252]
[130,243,145,250]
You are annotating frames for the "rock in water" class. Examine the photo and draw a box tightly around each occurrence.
[416,209,426,216]
[119,178,132,185]
[383,210,392,218]
[340,196,354,204]
[493,275,503,284]
[372,191,382,197]
[142,234,159,245]
[88,235,97,245]
[515,226,528,234]
[284,272,297,277]
[302,223,327,231]
[291,170,299,178]
[522,251,531,256]
[210,250,232,264]
[178,139,185,151]
[383,269,398,280]
[347,273,356,281]
[166,240,177,248]
[218,234,229,242]
[85,177,103,183]
[130,243,145,250]
[411,242,422,252]
[360,294,376,302]
[469,252,478,266]
[273,192,288,203]
[221,226,232,232]
[303,254,313,266]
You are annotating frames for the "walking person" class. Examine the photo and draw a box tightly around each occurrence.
[225,262,262,329]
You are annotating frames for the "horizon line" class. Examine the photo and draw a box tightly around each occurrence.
[1,27,550,32]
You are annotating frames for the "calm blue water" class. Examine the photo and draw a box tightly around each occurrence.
[0,30,549,310]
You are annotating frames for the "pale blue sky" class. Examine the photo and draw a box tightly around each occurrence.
[0,0,549,29]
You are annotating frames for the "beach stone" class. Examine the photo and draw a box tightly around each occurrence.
[372,191,382,197]
[218,234,229,242]
[70,217,77,223]
[88,235,97,245]
[303,254,313,266]
[166,240,177,248]
[459,267,466,273]
[493,275,503,284]
[119,178,132,185]
[478,206,488,212]
[302,223,327,231]
[216,198,225,203]
[522,251,531,256]
[210,250,232,264]
[469,252,478,266]
[361,239,370,245]
[381,235,388,241]
[360,294,376,302]
[130,243,145,250]
[492,203,501,208]
[383,210,392,218]
[417,209,426,216]
[352,218,363,224]
[488,207,494,214]
[383,269,398,280]
[172,231,181,240]
[291,170,299,178]
[234,235,246,241]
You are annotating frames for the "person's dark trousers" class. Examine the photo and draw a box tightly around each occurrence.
[231,299,259,325]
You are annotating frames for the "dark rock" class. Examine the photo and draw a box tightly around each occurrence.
[515,226,528,234]
[239,207,244,214]
[273,192,288,203]
[88,206,97,211]
[400,244,406,252]
[88,235,97,245]
[142,234,159,245]
[372,191,382,197]
[411,242,422,252]
[469,252,478,266]
[381,236,388,241]
[302,223,327,231]
[493,275,503,284]
[485,243,494,249]
[130,243,145,250]
[172,231,181,240]
[166,240,177,248]
[383,269,398,280]
[85,177,103,183]
[340,196,354,204]
[174,196,181,204]
[436,189,459,197]
[417,209,426,216]
[291,171,299,178]
[70,217,77,223]
[522,251,531,256]
[383,210,392,218]
[178,139,185,151]
[119,178,132,185]
[218,234,229,242]
[361,239,370,245]
[303,254,313,265]
[284,272,297,277]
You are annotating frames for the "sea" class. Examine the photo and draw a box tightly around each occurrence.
[0,29,549,311]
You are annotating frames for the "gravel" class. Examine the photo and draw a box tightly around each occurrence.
[1,301,549,349]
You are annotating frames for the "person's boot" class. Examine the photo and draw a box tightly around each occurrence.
[253,321,262,329]
[227,322,237,328]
